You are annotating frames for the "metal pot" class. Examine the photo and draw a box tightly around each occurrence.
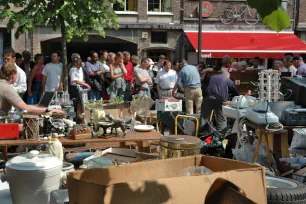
[61,162,74,187]
[159,135,201,159]
[1,150,63,204]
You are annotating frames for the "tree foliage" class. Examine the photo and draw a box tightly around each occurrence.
[0,0,121,90]
[0,0,120,41]
[248,0,290,32]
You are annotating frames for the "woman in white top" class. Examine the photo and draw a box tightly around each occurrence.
[107,52,127,101]
[69,55,91,114]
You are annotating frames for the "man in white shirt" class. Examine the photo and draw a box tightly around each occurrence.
[69,54,91,114]
[42,51,63,93]
[156,60,178,98]
[3,48,27,97]
[283,55,297,76]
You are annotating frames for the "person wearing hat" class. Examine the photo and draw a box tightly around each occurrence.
[69,55,91,114]
[293,56,306,76]
[283,55,297,76]
[157,55,166,71]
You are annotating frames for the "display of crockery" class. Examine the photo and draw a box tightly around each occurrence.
[134,125,154,132]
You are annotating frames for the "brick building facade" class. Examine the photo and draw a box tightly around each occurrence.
[182,0,296,64]
[296,0,306,42]
[0,0,301,64]
[3,0,183,63]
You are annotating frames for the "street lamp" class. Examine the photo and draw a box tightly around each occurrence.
[198,0,202,64]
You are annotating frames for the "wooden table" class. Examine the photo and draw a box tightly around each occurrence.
[244,121,289,167]
[0,130,161,161]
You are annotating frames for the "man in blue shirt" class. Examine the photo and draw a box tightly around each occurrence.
[201,70,239,132]
[173,60,202,114]
[84,51,105,100]
[293,56,306,76]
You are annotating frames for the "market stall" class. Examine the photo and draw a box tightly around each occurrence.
[2,71,306,204]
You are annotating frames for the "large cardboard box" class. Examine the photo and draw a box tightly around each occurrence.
[67,155,266,204]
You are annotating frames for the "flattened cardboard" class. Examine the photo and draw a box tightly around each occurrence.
[68,155,266,204]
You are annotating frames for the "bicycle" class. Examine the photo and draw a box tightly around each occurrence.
[220,3,260,25]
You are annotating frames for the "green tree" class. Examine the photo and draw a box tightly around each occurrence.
[248,0,291,32]
[0,0,120,91]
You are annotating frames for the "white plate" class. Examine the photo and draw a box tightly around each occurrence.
[134,125,154,132]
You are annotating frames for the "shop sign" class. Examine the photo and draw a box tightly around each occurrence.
[142,32,148,39]
[201,53,212,58]
[202,1,212,17]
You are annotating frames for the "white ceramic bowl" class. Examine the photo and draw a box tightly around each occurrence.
[134,125,154,132]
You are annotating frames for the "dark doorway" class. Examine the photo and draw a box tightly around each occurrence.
[41,35,137,62]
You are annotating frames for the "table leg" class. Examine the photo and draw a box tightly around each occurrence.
[267,133,274,151]
[262,133,273,167]
[2,145,8,161]
[159,121,165,135]
[281,133,290,158]
[119,142,126,148]
[136,141,150,153]
[253,129,263,163]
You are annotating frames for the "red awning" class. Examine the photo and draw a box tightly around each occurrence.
[185,31,306,59]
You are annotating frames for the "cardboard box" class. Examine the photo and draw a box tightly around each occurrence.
[156,99,182,112]
[67,155,266,204]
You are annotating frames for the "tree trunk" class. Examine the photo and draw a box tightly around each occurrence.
[60,18,68,92]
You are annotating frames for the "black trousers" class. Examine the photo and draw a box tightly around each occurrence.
[200,95,227,132]
[70,86,81,114]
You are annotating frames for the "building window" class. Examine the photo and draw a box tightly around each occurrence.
[147,50,170,62]
[148,0,172,12]
[113,0,137,12]
[151,31,167,44]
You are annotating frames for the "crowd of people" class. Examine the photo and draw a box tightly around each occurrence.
[3,46,306,128]
[199,54,306,77]
[0,48,202,116]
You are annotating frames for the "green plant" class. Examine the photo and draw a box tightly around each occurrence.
[85,99,104,109]
[109,97,124,104]
[247,0,290,32]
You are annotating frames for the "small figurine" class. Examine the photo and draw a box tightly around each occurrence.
[105,114,131,136]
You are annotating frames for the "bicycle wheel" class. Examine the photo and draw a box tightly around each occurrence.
[220,10,235,25]
[245,9,260,25]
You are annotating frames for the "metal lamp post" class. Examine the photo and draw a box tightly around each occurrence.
[198,0,202,64]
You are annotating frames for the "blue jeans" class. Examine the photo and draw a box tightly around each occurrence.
[124,82,133,101]
[138,87,151,97]
[32,81,42,103]
[88,90,101,100]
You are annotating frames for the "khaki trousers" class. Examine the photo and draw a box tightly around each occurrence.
[184,87,203,114]
[158,89,173,98]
